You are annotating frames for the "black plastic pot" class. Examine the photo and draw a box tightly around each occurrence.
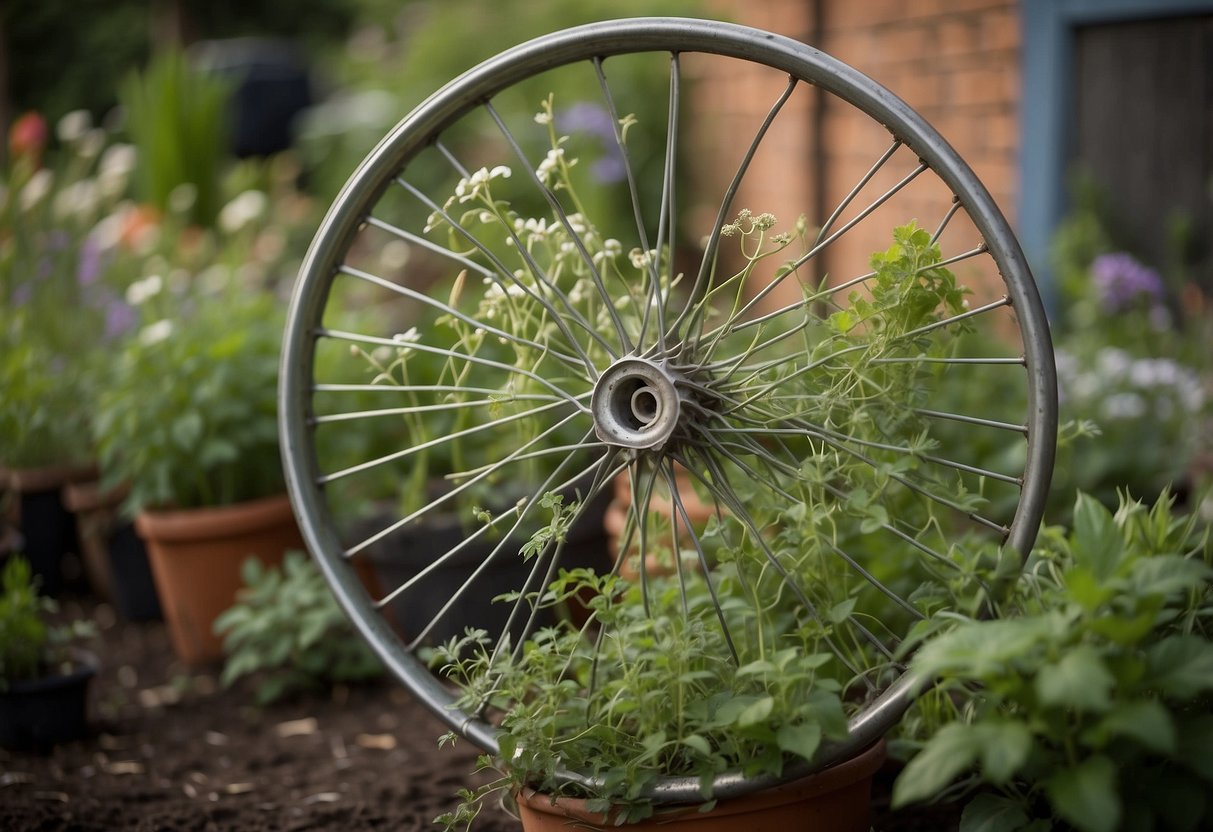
[362,484,612,647]
[0,649,97,751]
[108,523,162,621]
[16,487,78,597]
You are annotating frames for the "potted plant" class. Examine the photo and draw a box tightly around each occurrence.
[363,101,1002,829]
[0,110,140,596]
[890,490,1213,832]
[0,556,97,750]
[94,268,301,664]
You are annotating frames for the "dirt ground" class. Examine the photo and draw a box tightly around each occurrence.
[0,598,958,831]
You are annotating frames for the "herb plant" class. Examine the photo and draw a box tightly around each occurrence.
[893,491,1213,832]
[0,557,95,689]
[214,551,384,705]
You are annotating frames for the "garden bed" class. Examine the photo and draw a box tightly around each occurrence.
[0,597,956,831]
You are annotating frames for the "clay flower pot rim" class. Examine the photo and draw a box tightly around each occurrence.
[516,739,887,825]
[61,479,130,513]
[1,462,98,494]
[135,493,298,544]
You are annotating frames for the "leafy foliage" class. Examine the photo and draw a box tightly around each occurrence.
[94,283,286,515]
[214,551,384,705]
[0,557,95,689]
[894,491,1213,832]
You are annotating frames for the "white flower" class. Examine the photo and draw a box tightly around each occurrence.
[380,240,411,271]
[218,189,268,234]
[454,166,511,203]
[19,169,53,211]
[125,274,164,306]
[56,110,92,144]
[536,147,564,185]
[99,143,137,179]
[138,318,174,346]
[168,183,198,216]
[53,179,99,221]
[1101,392,1146,421]
[534,111,553,125]
[394,327,421,343]
[79,128,105,159]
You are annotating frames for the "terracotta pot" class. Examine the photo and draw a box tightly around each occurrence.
[135,494,302,665]
[0,648,97,751]
[1,462,97,596]
[516,740,886,831]
[606,467,716,582]
[61,480,122,602]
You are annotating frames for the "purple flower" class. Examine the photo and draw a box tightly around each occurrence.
[558,102,626,184]
[104,299,137,340]
[77,233,104,286]
[11,282,32,307]
[1090,252,1165,313]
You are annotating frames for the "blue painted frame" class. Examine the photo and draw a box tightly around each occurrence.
[1019,0,1213,309]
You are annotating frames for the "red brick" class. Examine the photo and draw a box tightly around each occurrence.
[981,6,1020,52]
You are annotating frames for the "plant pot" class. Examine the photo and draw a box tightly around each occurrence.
[362,482,612,647]
[1,463,97,596]
[0,648,98,751]
[605,466,716,582]
[515,740,886,831]
[61,479,120,602]
[108,522,162,621]
[135,494,302,665]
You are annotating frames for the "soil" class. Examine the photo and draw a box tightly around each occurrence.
[0,598,959,831]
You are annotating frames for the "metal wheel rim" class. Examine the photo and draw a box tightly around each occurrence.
[280,16,1057,803]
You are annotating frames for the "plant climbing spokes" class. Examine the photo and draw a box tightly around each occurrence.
[280,18,1055,804]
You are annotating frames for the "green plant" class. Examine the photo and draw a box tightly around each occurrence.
[214,551,384,704]
[405,100,1005,827]
[892,491,1213,832]
[0,110,139,468]
[94,275,286,515]
[120,49,232,228]
[0,557,95,689]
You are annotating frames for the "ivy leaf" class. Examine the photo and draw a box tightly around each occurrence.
[1070,493,1123,581]
[892,723,981,807]
[959,793,1032,832]
[775,722,821,762]
[1045,755,1120,832]
[1035,646,1114,712]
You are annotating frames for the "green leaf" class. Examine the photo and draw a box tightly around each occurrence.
[1091,699,1175,754]
[959,793,1032,832]
[1046,755,1120,832]
[1176,715,1213,782]
[1071,493,1124,581]
[974,721,1034,784]
[775,722,822,762]
[1148,636,1213,700]
[1035,646,1114,712]
[681,734,712,757]
[893,723,982,807]
[737,696,774,728]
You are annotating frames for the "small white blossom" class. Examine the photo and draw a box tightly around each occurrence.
[19,169,53,211]
[125,274,163,306]
[379,240,411,271]
[394,327,421,343]
[168,183,198,216]
[536,147,564,185]
[56,109,92,144]
[53,179,99,221]
[218,189,268,234]
[534,111,552,125]
[139,318,174,346]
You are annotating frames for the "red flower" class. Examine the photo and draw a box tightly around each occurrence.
[9,111,48,164]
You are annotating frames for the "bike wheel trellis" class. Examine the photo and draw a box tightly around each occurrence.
[279,17,1057,803]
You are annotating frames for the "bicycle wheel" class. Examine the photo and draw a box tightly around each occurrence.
[280,17,1056,802]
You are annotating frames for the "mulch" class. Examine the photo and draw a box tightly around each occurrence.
[0,598,958,831]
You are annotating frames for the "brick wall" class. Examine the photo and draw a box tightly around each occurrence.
[688,0,1021,307]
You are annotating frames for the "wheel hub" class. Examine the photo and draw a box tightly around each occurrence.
[591,357,687,451]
